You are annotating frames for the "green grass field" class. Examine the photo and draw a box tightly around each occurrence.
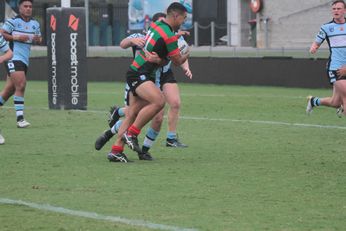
[0,81,345,231]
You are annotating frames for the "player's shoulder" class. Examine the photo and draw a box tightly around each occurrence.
[156,21,175,37]
[30,17,40,24]
[5,15,19,24]
[322,19,336,27]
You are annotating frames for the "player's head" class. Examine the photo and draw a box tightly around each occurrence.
[166,2,187,30]
[152,12,166,22]
[331,0,346,22]
[19,0,33,18]
[19,0,33,5]
[332,0,346,8]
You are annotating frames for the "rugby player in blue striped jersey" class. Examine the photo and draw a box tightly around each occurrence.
[0,0,42,128]
[0,34,13,144]
[306,0,346,117]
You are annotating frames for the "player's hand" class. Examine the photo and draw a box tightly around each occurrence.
[32,35,42,44]
[177,30,190,37]
[131,37,146,48]
[309,43,319,54]
[336,66,346,78]
[144,50,161,64]
[184,68,192,79]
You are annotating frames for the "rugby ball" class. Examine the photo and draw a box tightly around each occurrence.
[178,39,189,55]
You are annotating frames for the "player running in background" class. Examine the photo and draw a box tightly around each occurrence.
[95,12,192,158]
[106,2,189,162]
[0,0,42,128]
[306,0,346,116]
[0,34,14,144]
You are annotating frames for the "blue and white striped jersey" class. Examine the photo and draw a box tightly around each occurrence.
[2,16,41,66]
[126,33,146,58]
[0,34,10,54]
[315,19,346,70]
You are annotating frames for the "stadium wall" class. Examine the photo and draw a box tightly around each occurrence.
[0,57,330,89]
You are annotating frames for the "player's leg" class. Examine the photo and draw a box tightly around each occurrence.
[130,81,165,129]
[334,80,346,116]
[307,86,341,114]
[140,108,164,159]
[121,83,164,154]
[95,83,130,151]
[10,67,29,127]
[0,75,15,106]
[162,82,187,147]
[107,93,147,162]
[306,70,341,114]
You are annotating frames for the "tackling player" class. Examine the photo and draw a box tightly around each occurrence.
[95,12,192,160]
[107,2,189,162]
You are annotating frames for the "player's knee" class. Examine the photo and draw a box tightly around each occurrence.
[154,94,165,110]
[169,100,181,111]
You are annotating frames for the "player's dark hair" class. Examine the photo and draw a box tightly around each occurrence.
[167,2,187,15]
[332,0,346,8]
[152,12,166,22]
[19,0,33,5]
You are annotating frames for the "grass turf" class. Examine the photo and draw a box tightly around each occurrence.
[0,81,345,231]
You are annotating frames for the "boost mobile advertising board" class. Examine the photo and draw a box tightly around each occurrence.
[128,0,193,31]
[46,7,87,110]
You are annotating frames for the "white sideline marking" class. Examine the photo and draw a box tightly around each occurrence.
[180,116,346,130]
[0,198,198,231]
[2,106,346,130]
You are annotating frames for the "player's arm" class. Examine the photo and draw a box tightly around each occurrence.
[0,29,29,43]
[310,27,325,54]
[176,30,190,37]
[170,51,189,66]
[309,41,321,54]
[180,59,192,79]
[0,48,13,64]
[144,50,167,66]
[120,37,146,49]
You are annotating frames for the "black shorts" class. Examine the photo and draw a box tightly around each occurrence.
[126,69,155,96]
[4,60,28,75]
[157,69,177,90]
[327,70,346,84]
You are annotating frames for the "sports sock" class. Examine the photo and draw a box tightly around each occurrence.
[14,95,24,122]
[118,107,125,117]
[111,145,123,154]
[0,96,5,106]
[143,127,160,150]
[312,97,321,106]
[128,124,140,136]
[167,131,177,140]
[111,120,122,134]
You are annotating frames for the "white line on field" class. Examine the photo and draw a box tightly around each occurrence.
[2,106,346,130]
[180,116,346,130]
[0,198,198,231]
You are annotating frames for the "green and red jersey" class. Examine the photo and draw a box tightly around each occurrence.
[130,20,180,74]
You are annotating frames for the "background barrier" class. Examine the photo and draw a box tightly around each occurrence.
[0,57,330,89]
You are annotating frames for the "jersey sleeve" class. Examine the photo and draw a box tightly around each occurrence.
[2,18,15,34]
[127,33,145,39]
[0,35,9,53]
[315,26,326,45]
[34,21,42,36]
[165,35,180,57]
